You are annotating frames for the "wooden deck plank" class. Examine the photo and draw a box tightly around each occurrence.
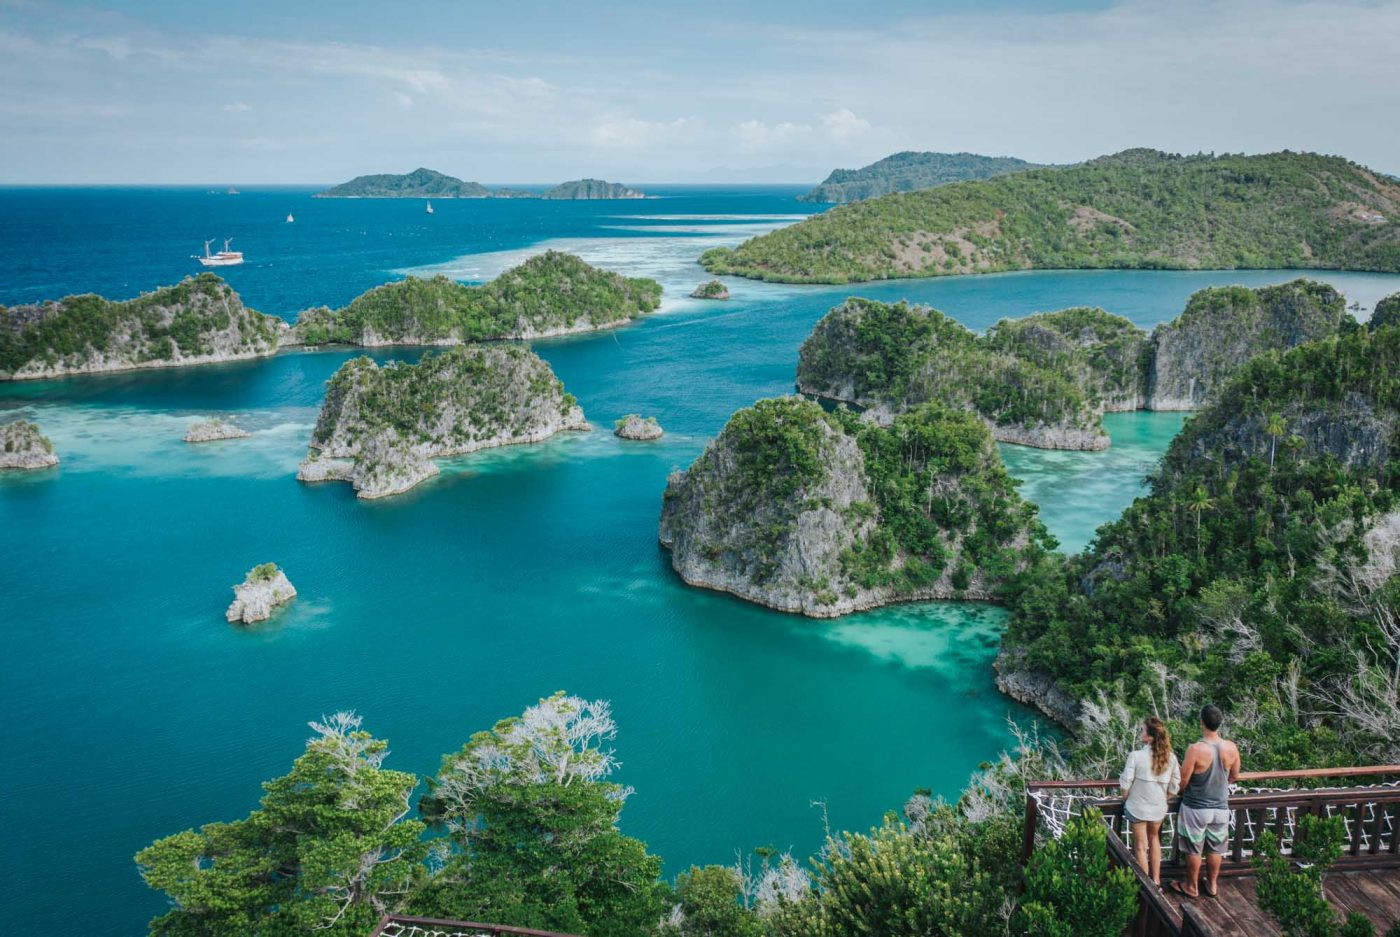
[1213,878,1283,936]
[1365,868,1400,904]
[1345,870,1400,921]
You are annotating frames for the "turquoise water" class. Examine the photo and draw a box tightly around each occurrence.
[4,186,1400,933]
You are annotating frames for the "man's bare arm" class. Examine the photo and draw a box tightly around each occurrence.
[1226,742,1241,782]
[1178,743,1199,790]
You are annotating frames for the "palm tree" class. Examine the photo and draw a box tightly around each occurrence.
[1186,484,1215,560]
[1266,412,1287,471]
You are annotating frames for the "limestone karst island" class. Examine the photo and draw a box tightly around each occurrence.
[3,3,1400,936]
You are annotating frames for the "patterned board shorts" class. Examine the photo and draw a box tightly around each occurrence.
[1177,804,1230,856]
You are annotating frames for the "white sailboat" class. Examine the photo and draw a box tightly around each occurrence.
[195,238,245,267]
[285,213,295,223]
[425,200,434,214]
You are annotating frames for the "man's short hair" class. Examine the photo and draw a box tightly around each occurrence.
[1200,705,1224,731]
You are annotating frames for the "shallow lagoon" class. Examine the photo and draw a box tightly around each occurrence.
[3,185,1398,933]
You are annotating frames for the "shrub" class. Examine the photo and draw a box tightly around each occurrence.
[1016,809,1138,937]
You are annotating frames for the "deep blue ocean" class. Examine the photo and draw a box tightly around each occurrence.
[3,185,1399,934]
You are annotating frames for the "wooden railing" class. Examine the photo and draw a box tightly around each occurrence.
[1024,766,1400,937]
[370,915,582,937]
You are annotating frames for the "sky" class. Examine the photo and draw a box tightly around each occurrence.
[1,0,1397,184]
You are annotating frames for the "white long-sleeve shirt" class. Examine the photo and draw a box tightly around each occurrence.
[1119,746,1181,822]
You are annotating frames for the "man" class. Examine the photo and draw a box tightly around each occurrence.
[1169,704,1240,899]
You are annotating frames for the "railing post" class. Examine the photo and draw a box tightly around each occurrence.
[1022,790,1040,865]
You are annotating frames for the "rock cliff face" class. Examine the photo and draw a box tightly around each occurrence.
[992,648,1084,726]
[298,345,588,499]
[1145,280,1348,410]
[795,281,1352,450]
[287,252,662,346]
[0,419,58,469]
[659,397,1049,616]
[226,563,296,623]
[184,419,250,443]
[1,275,286,380]
[614,414,664,440]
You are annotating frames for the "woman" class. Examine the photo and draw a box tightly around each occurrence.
[1118,716,1181,884]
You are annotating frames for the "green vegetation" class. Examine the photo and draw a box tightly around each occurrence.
[2,419,54,455]
[312,345,579,455]
[315,167,489,198]
[798,281,1352,446]
[797,298,1135,444]
[541,178,645,199]
[834,403,1052,592]
[1003,320,1400,768]
[798,150,1042,203]
[660,396,1051,610]
[135,712,427,935]
[246,563,279,583]
[705,150,1400,283]
[1372,292,1400,331]
[691,279,730,299]
[136,694,1100,937]
[0,274,282,378]
[1016,809,1138,937]
[293,251,662,345]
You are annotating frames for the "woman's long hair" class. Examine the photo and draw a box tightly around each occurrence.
[1145,717,1172,774]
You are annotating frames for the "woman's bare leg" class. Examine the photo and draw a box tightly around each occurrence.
[1147,820,1164,884]
[1131,821,1149,876]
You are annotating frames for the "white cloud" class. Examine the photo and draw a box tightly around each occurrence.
[590,116,696,149]
[821,108,869,141]
[393,91,414,109]
[222,101,252,112]
[732,119,812,153]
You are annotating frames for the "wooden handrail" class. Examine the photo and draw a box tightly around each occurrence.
[1026,764,1400,791]
[370,915,583,937]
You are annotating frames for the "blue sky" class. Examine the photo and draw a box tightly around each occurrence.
[1,0,1397,183]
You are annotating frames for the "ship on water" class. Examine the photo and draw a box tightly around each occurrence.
[195,238,244,267]
[425,200,434,214]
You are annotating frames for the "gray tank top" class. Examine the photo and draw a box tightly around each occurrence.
[1181,741,1230,809]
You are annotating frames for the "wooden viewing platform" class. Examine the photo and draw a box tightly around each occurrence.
[1024,766,1400,936]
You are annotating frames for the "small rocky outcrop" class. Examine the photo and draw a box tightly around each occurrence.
[184,418,250,443]
[226,563,296,624]
[298,345,588,499]
[690,280,730,301]
[0,419,58,469]
[659,397,1049,616]
[614,414,664,440]
[1,274,287,381]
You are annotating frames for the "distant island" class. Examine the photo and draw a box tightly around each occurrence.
[297,345,588,499]
[315,168,490,198]
[288,251,661,346]
[316,170,647,200]
[798,150,1042,203]
[540,179,646,200]
[797,279,1350,449]
[703,149,1400,283]
[659,397,1052,616]
[0,274,287,381]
